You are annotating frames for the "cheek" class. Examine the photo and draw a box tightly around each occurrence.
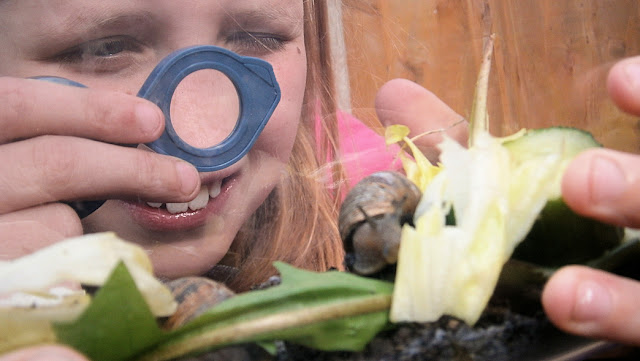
[253,48,307,161]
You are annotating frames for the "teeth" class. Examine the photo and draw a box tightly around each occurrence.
[209,180,221,198]
[145,179,224,214]
[188,186,209,211]
[166,202,189,214]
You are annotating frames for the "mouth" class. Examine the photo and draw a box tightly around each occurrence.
[145,179,223,214]
[122,175,235,232]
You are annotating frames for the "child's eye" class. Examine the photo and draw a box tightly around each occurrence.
[226,32,287,56]
[52,36,144,73]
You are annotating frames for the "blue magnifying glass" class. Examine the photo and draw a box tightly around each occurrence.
[34,45,281,218]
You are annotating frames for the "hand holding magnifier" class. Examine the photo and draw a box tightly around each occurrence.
[35,45,281,217]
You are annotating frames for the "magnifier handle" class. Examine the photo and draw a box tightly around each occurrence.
[63,200,106,219]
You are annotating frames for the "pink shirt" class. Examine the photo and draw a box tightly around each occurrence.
[334,111,403,189]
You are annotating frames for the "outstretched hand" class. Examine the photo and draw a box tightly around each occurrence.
[0,345,88,361]
[0,78,200,260]
[375,56,640,347]
[375,78,468,162]
[542,56,640,346]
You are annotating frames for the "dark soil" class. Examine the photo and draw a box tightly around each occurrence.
[275,307,546,361]
[180,306,547,361]
[181,256,640,361]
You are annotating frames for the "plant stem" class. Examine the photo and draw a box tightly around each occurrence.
[137,294,392,361]
[469,35,495,147]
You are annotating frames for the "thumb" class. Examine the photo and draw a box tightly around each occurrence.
[0,346,89,361]
[375,78,468,163]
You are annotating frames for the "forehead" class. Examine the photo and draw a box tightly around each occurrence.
[0,0,304,23]
[0,0,303,12]
[0,0,304,50]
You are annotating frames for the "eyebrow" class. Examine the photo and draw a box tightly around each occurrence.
[25,9,152,52]
[48,11,155,39]
[221,3,303,34]
[21,9,157,59]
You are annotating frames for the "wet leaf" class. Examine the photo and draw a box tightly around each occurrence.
[139,262,393,361]
[54,262,167,361]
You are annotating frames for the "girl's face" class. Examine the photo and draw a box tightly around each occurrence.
[0,0,307,278]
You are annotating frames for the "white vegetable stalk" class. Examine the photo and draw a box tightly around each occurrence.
[390,36,563,325]
[0,232,176,317]
[0,232,177,354]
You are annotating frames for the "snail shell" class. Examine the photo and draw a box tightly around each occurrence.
[339,171,422,275]
[162,277,235,330]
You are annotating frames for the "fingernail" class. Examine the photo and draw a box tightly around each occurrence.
[589,155,627,204]
[135,103,163,136]
[622,61,640,91]
[572,280,612,322]
[175,162,199,196]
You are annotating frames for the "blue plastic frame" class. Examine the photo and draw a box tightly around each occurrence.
[33,45,281,217]
[139,45,281,171]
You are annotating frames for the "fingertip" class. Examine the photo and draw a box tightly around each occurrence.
[543,266,640,346]
[134,101,164,138]
[542,265,582,326]
[561,150,594,214]
[543,266,616,338]
[374,78,426,125]
[0,345,88,361]
[607,57,640,116]
[174,162,201,198]
[562,148,640,227]
[374,78,468,162]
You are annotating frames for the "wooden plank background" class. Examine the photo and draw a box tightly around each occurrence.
[341,0,640,153]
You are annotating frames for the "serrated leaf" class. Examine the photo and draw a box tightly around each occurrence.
[54,262,167,361]
[139,262,393,361]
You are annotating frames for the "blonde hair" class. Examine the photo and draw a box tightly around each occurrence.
[221,0,346,291]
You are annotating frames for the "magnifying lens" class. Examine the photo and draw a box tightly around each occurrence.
[34,45,281,218]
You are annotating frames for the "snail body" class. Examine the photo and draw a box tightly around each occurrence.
[339,171,422,275]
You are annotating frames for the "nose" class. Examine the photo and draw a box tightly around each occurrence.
[169,69,240,149]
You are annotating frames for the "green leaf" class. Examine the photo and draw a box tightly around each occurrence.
[54,262,167,361]
[384,124,410,144]
[44,261,393,361]
[139,262,393,361]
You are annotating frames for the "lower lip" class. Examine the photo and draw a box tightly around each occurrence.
[122,178,235,232]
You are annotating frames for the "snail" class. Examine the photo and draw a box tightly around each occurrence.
[162,276,235,330]
[161,277,275,360]
[339,171,422,275]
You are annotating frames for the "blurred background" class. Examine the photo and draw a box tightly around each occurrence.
[336,0,640,153]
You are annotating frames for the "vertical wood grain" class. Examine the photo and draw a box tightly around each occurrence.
[342,0,640,152]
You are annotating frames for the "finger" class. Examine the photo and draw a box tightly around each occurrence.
[0,77,164,144]
[542,265,640,346]
[0,203,82,260]
[607,56,640,116]
[562,148,640,227]
[375,78,468,162]
[0,345,89,361]
[0,136,200,214]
